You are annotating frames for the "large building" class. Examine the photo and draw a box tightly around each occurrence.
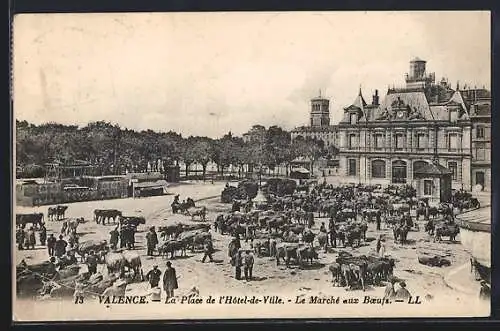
[291,58,491,191]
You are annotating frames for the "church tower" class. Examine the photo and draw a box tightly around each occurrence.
[310,91,330,127]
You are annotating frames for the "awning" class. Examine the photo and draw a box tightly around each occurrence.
[133,180,169,189]
[291,167,310,174]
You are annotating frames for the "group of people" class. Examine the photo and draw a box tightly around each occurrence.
[108,224,137,250]
[383,278,412,300]
[229,235,255,281]
[144,262,179,303]
[16,223,47,250]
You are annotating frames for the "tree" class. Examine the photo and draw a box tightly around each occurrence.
[188,137,214,181]
[291,136,326,176]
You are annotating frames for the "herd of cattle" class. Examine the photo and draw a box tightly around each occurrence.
[15,180,479,298]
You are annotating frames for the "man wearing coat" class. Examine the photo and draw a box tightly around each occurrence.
[146,227,159,256]
[163,261,178,302]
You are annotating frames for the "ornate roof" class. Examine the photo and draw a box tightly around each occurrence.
[414,163,452,176]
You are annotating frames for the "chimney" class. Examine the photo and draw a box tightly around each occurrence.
[372,90,379,106]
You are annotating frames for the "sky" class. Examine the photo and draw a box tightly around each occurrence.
[12,11,490,138]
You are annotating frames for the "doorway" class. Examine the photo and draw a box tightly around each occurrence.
[475,172,485,190]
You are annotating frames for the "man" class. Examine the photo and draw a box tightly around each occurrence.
[383,277,396,300]
[479,280,490,300]
[376,212,382,231]
[319,222,327,234]
[47,234,56,256]
[232,251,243,280]
[109,226,119,250]
[26,227,36,250]
[146,265,162,288]
[16,227,25,250]
[146,227,159,256]
[54,235,68,258]
[201,239,215,263]
[163,261,178,302]
[39,223,47,246]
[243,250,254,281]
[119,226,126,248]
[395,281,411,300]
[85,250,98,275]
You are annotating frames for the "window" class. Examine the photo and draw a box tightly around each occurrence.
[371,160,386,178]
[413,160,428,178]
[417,134,427,150]
[395,134,405,150]
[477,127,485,139]
[374,134,384,150]
[450,110,458,122]
[392,160,407,184]
[348,159,357,176]
[448,134,459,151]
[476,143,486,160]
[424,180,433,196]
[348,134,358,149]
[350,113,358,125]
[448,161,458,181]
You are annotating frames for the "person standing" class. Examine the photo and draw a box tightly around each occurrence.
[243,250,254,281]
[39,223,47,246]
[376,212,382,231]
[163,261,178,302]
[16,227,25,251]
[319,222,327,233]
[109,226,119,250]
[201,239,214,263]
[26,227,36,250]
[146,227,158,256]
[379,238,386,258]
[232,251,243,280]
[47,234,56,256]
[85,250,98,275]
[119,226,126,248]
[146,265,162,288]
[54,235,68,258]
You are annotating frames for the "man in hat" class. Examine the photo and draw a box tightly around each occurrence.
[146,265,162,289]
[85,250,98,275]
[395,281,411,300]
[54,235,68,258]
[109,225,119,250]
[26,226,36,250]
[47,233,56,256]
[479,280,490,300]
[146,226,159,256]
[163,261,178,302]
[39,222,47,246]
[201,239,215,263]
[383,277,397,299]
[232,250,243,280]
[376,211,382,231]
[16,226,25,250]
[243,250,254,281]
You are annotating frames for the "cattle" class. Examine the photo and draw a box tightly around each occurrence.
[188,206,208,222]
[253,238,271,257]
[105,250,144,281]
[329,263,343,286]
[302,230,315,246]
[434,223,460,242]
[94,209,122,225]
[366,258,394,285]
[75,240,109,262]
[158,240,187,259]
[275,243,299,267]
[159,224,184,240]
[297,246,319,266]
[185,232,212,252]
[16,213,44,228]
[61,217,85,236]
[345,228,361,248]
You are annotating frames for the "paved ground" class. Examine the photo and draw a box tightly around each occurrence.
[14,180,490,320]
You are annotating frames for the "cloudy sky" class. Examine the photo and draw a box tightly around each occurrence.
[13,11,490,138]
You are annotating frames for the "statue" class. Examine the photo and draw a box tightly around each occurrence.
[408,107,424,120]
[377,108,391,120]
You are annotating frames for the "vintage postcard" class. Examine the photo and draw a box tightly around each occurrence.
[12,11,491,321]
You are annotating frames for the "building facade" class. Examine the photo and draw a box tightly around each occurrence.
[291,58,491,191]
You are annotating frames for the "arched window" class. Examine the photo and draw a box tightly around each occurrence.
[392,160,407,184]
[371,160,386,178]
[413,160,429,178]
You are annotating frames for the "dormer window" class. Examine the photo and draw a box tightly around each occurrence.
[450,109,458,123]
[350,113,358,125]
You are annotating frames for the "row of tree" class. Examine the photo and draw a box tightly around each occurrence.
[16,120,339,180]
